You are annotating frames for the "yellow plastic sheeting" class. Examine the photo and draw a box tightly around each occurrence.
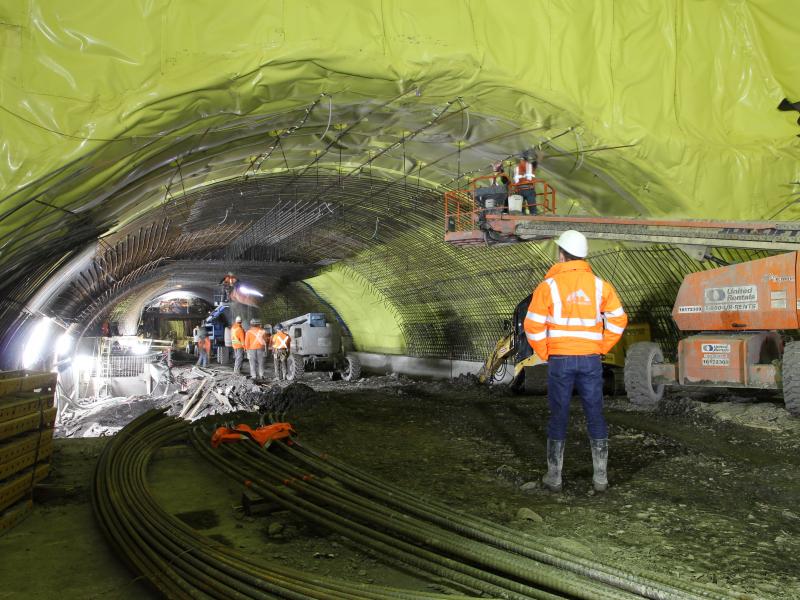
[1,1,797,213]
[1,0,799,357]
[305,267,406,356]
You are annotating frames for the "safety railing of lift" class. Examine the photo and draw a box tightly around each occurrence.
[444,175,557,233]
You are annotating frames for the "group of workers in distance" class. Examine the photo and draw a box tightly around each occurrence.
[230,316,292,381]
[193,316,292,381]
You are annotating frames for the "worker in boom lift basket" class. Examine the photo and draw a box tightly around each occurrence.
[523,230,627,493]
[271,324,292,381]
[514,150,537,214]
[245,319,268,380]
[231,316,246,375]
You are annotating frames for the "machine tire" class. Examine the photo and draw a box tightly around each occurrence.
[624,342,665,407]
[781,341,800,416]
[286,354,305,381]
[340,354,361,382]
[523,364,548,395]
[328,371,341,381]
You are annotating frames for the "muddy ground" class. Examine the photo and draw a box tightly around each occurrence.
[1,365,799,599]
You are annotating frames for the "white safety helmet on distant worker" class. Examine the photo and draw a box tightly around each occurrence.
[555,230,588,259]
[235,316,242,323]
[250,318,261,326]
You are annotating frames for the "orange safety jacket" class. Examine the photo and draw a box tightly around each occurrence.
[198,337,211,354]
[271,330,291,351]
[523,260,627,361]
[231,324,245,349]
[514,159,535,183]
[244,326,268,351]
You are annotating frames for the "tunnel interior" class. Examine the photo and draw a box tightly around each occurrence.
[1,2,800,599]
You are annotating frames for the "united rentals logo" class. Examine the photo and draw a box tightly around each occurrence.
[565,289,591,305]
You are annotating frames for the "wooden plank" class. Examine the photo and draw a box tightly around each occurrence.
[0,440,53,481]
[0,431,41,464]
[0,407,57,443]
[0,463,49,512]
[0,499,33,536]
[0,372,56,397]
[0,395,54,425]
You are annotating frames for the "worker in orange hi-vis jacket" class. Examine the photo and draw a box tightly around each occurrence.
[231,316,246,375]
[523,230,628,494]
[270,324,292,381]
[196,329,211,368]
[244,319,268,380]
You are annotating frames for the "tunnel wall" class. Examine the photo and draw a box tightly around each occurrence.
[1,1,798,366]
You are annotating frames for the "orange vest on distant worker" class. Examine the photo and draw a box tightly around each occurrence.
[231,323,245,349]
[271,330,291,351]
[245,327,268,351]
[198,337,211,353]
[514,159,535,183]
[523,260,627,361]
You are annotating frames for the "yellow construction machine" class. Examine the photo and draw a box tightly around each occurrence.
[478,294,651,393]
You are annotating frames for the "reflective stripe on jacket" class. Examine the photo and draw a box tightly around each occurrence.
[513,159,535,183]
[245,327,267,350]
[271,331,291,351]
[523,260,627,361]
[231,324,245,349]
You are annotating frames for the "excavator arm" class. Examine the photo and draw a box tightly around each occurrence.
[477,333,515,384]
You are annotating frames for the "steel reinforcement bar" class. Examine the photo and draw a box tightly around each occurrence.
[91,409,481,600]
[189,425,748,600]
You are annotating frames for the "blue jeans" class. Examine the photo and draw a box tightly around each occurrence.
[547,354,606,440]
[197,350,209,367]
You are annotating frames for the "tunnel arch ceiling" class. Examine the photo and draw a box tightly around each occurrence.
[0,1,798,367]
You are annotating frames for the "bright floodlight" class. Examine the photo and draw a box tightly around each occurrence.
[238,285,263,297]
[73,354,96,374]
[55,332,74,357]
[22,317,52,370]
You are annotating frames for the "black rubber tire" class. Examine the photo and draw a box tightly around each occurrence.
[624,342,665,406]
[522,364,548,395]
[340,354,361,382]
[781,341,800,416]
[328,371,341,381]
[286,354,305,381]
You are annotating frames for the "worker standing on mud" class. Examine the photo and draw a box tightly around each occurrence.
[231,316,245,375]
[245,319,268,380]
[523,230,627,493]
[271,324,291,381]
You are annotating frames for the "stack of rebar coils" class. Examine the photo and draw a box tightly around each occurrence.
[93,410,745,599]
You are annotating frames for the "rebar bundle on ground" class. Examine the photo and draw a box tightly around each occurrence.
[189,420,747,600]
[91,409,476,600]
[92,409,747,599]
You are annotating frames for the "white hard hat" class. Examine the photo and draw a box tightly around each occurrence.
[235,316,242,323]
[555,230,588,258]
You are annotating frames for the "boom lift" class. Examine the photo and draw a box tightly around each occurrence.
[444,176,800,252]
[279,313,361,382]
[624,251,800,415]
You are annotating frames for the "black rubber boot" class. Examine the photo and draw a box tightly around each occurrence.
[541,439,565,492]
[590,438,609,492]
